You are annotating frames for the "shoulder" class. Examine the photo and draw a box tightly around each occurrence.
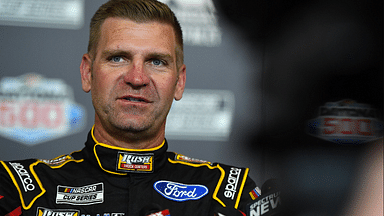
[37,152,84,168]
[0,158,45,210]
[166,152,253,177]
[167,152,213,166]
[166,152,257,209]
[0,151,83,210]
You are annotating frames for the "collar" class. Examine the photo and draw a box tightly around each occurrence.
[84,128,168,175]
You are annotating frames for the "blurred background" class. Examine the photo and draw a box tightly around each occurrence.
[0,0,382,215]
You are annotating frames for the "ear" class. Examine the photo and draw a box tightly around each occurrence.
[80,53,92,93]
[174,64,186,101]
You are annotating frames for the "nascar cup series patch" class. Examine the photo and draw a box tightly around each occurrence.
[56,183,104,205]
[117,152,154,173]
[154,180,208,202]
[0,73,86,145]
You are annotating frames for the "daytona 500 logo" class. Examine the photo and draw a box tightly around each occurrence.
[307,100,383,144]
[0,74,86,145]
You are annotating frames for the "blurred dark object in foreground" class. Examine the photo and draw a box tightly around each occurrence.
[214,0,383,215]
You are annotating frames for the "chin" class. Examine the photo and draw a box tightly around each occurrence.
[111,119,152,133]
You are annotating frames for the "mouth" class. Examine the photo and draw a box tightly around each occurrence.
[119,96,149,103]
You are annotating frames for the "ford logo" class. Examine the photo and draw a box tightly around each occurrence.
[154,180,209,202]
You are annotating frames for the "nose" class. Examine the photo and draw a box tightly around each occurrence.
[123,59,150,88]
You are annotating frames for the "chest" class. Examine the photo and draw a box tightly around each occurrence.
[24,164,220,216]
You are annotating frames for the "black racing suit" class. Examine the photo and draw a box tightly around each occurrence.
[0,129,259,216]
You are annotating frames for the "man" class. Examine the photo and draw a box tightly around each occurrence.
[0,0,259,215]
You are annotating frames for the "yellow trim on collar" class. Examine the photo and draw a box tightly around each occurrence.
[91,126,164,175]
[93,143,126,176]
[91,125,165,152]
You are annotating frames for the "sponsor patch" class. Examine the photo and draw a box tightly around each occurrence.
[9,162,36,192]
[224,167,241,200]
[80,213,124,216]
[41,155,75,167]
[247,191,281,216]
[154,180,208,202]
[148,210,170,216]
[249,187,261,200]
[36,207,80,216]
[2,160,44,209]
[56,183,104,205]
[117,152,154,173]
[174,153,212,165]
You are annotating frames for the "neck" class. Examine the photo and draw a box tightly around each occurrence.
[92,124,165,150]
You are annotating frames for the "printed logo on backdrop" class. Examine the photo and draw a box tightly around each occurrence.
[0,0,85,29]
[165,89,235,141]
[306,99,383,144]
[159,0,221,47]
[0,73,86,145]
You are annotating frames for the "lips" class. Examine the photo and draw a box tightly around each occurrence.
[118,95,150,103]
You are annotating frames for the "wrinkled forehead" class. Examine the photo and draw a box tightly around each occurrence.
[96,17,178,54]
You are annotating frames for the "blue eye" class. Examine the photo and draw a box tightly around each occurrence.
[111,56,123,62]
[152,59,163,66]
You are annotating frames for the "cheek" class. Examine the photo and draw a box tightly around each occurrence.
[92,66,116,89]
[91,74,113,101]
[154,76,178,97]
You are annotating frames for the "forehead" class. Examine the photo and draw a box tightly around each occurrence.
[97,17,177,54]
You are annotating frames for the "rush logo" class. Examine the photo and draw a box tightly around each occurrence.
[117,152,153,173]
[36,207,80,216]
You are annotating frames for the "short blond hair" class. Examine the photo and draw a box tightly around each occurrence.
[88,0,183,67]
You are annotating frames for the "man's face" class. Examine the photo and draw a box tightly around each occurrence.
[81,17,186,139]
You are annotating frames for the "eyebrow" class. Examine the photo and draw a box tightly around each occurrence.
[100,50,131,59]
[100,49,174,63]
[147,53,174,63]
